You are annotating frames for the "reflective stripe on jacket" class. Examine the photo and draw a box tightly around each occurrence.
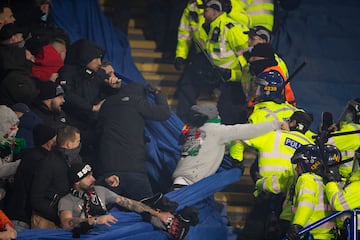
[249,101,300,124]
[246,0,274,31]
[230,130,313,194]
[176,0,206,59]
[293,173,335,239]
[327,123,360,178]
[205,13,248,82]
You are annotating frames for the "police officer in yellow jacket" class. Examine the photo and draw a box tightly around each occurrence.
[233,111,314,240]
[246,69,301,124]
[239,26,290,100]
[174,0,249,122]
[246,0,274,31]
[327,99,360,179]
[325,163,360,235]
[286,144,336,240]
[202,0,250,124]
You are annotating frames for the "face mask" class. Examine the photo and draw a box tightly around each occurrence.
[41,13,48,22]
[62,143,82,164]
[250,59,277,76]
[16,40,26,48]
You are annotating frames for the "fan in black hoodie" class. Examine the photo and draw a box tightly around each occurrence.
[96,82,170,201]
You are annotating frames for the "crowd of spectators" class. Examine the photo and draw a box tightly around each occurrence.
[0,1,192,238]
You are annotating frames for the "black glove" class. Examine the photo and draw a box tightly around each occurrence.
[215,66,231,81]
[285,224,302,240]
[144,83,160,94]
[323,169,341,184]
[177,206,199,226]
[72,222,93,238]
[174,57,186,71]
[167,206,199,240]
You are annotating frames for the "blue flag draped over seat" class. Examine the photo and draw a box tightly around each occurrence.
[17,0,241,239]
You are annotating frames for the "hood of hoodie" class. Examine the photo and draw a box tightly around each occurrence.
[0,105,19,138]
[0,45,33,75]
[32,44,64,81]
[64,39,104,67]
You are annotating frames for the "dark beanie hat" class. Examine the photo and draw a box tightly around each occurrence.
[33,124,56,146]
[249,43,275,59]
[65,39,104,66]
[38,81,64,100]
[68,162,92,185]
[0,23,23,41]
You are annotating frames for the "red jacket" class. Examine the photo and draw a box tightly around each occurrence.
[32,44,64,81]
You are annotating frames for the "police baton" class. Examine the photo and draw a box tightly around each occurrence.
[193,40,226,83]
[284,62,306,85]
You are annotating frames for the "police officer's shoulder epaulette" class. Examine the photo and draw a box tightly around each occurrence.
[226,23,235,29]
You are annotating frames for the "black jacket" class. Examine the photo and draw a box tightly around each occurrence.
[58,39,111,126]
[31,101,67,130]
[96,83,170,175]
[0,45,39,105]
[5,147,50,224]
[30,149,70,223]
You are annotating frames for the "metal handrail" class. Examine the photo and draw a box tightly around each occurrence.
[282,209,359,240]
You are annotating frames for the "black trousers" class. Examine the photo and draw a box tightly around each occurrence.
[176,52,247,124]
[239,192,285,240]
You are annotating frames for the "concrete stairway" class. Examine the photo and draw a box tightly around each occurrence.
[128,18,181,112]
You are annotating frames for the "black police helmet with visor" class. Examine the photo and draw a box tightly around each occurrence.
[291,144,325,175]
[323,144,342,181]
[249,70,285,104]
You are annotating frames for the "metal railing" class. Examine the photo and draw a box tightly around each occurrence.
[282,209,359,240]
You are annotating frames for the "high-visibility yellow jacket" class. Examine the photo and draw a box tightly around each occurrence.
[205,12,249,82]
[176,0,250,60]
[293,173,336,239]
[248,101,316,138]
[230,129,313,194]
[248,100,300,124]
[227,0,251,28]
[246,0,274,31]
[175,0,206,60]
[327,122,360,178]
[325,170,360,230]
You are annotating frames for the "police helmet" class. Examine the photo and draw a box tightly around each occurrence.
[289,111,313,134]
[323,144,342,167]
[291,144,324,174]
[323,144,342,179]
[254,71,285,102]
[346,99,360,124]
